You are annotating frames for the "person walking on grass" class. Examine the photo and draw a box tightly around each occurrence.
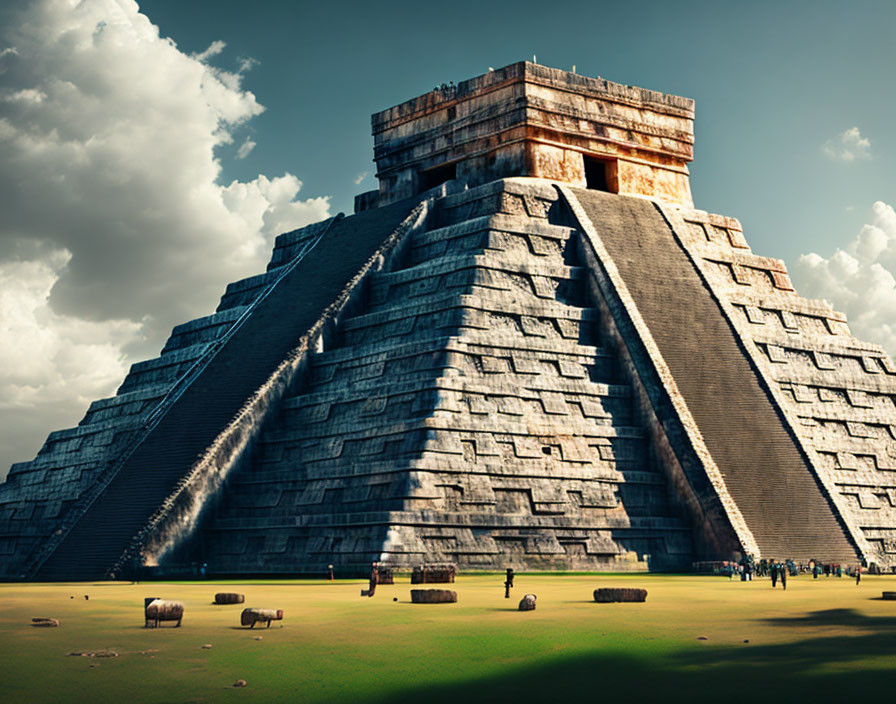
[779,561,787,590]
[771,560,778,588]
[856,565,862,585]
[368,562,379,597]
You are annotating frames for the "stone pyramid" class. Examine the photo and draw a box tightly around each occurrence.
[2,62,895,580]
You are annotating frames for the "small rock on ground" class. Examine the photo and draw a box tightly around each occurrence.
[31,618,59,627]
[518,594,537,611]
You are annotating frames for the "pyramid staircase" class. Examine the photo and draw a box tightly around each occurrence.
[7,200,418,581]
[568,187,858,563]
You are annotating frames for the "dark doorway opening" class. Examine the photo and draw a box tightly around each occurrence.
[419,162,457,192]
[584,156,612,192]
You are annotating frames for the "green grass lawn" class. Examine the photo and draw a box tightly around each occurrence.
[2,573,895,703]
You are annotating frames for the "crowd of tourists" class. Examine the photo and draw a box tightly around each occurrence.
[714,557,864,588]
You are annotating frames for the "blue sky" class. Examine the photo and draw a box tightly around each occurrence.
[0,0,893,477]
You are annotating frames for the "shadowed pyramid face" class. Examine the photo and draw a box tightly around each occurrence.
[4,62,895,581]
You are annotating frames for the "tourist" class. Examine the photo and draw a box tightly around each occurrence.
[779,562,787,590]
[770,560,778,588]
[856,565,862,585]
[368,562,378,597]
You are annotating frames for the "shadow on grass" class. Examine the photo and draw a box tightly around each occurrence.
[367,610,896,704]
[763,607,896,629]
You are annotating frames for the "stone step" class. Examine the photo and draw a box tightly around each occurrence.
[265,217,334,271]
[431,178,561,229]
[288,373,632,418]
[215,264,289,312]
[116,342,211,395]
[206,510,689,532]
[161,305,248,354]
[374,250,583,287]
[308,332,609,374]
[81,384,169,426]
[410,218,575,267]
[367,253,586,311]
[341,293,597,348]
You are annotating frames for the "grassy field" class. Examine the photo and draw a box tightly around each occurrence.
[1,573,895,703]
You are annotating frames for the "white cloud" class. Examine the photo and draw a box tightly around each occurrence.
[236,136,256,159]
[792,201,896,355]
[191,39,226,63]
[3,88,47,104]
[0,0,330,478]
[0,254,139,410]
[822,126,871,162]
[354,171,368,185]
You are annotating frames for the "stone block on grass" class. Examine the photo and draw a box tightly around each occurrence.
[410,589,457,603]
[214,592,245,605]
[593,588,647,603]
[518,594,537,611]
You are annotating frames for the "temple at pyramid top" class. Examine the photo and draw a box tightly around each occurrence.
[363,61,695,209]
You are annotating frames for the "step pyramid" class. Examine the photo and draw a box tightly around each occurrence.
[2,62,895,579]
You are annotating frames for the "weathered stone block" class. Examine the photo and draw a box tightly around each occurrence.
[593,588,647,603]
[518,593,537,611]
[214,592,245,605]
[410,589,457,603]
[411,564,456,584]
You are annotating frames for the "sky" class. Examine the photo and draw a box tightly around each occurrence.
[0,0,894,479]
